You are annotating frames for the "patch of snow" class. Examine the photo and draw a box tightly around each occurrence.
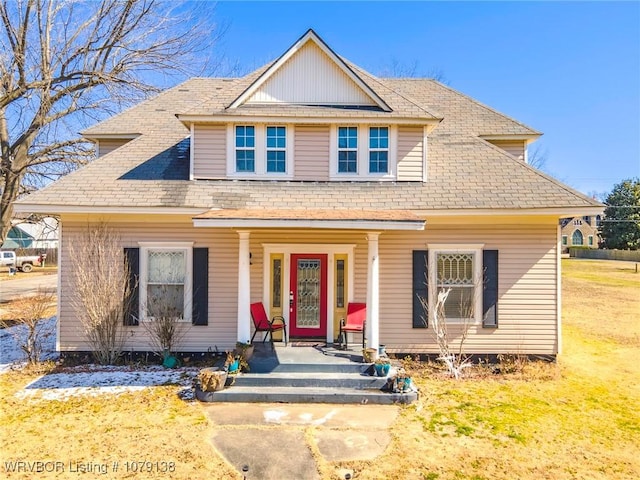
[16,365,199,401]
[0,316,58,372]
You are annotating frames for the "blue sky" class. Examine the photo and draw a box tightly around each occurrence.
[211,1,640,197]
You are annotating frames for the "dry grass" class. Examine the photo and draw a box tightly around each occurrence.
[0,265,58,282]
[1,258,639,479]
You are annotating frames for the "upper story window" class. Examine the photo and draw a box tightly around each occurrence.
[369,127,389,173]
[235,126,255,172]
[266,126,286,173]
[573,219,583,226]
[227,124,293,178]
[338,126,358,173]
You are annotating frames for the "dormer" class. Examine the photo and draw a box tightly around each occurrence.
[178,30,441,183]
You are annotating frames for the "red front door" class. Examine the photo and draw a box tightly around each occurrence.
[289,254,328,338]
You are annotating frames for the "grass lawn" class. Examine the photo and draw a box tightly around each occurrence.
[1,259,639,479]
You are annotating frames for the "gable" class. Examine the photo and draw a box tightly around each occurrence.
[247,40,377,106]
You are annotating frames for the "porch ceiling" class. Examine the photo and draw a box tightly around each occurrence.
[192,208,426,230]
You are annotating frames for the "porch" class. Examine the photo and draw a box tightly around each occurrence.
[202,342,418,404]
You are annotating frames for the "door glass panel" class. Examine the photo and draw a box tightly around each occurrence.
[296,259,320,328]
[336,259,345,308]
[272,258,282,308]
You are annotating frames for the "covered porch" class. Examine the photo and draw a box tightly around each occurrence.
[193,208,426,352]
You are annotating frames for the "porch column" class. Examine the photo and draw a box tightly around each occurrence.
[366,232,380,351]
[237,231,251,343]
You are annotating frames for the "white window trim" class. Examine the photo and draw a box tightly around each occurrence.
[138,242,194,323]
[427,244,484,325]
[329,124,397,181]
[226,124,293,179]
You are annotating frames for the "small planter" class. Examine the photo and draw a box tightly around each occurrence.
[374,362,391,377]
[195,367,228,401]
[234,342,255,362]
[227,358,240,374]
[362,348,378,363]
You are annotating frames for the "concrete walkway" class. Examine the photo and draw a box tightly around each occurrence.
[203,403,399,479]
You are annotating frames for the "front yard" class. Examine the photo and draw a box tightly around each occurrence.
[1,259,638,479]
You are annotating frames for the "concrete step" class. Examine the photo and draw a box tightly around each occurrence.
[230,371,391,389]
[248,360,371,374]
[199,385,418,405]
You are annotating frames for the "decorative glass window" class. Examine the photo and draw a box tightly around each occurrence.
[588,235,594,246]
[369,127,389,173]
[338,127,358,173]
[145,249,188,321]
[436,253,476,320]
[572,230,584,246]
[266,126,286,173]
[562,235,568,246]
[235,126,255,172]
[336,259,345,309]
[272,257,282,308]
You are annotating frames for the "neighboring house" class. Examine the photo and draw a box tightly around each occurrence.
[1,217,59,250]
[15,30,602,358]
[1,225,34,249]
[560,214,603,252]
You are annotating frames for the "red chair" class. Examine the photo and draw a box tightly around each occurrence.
[338,303,366,349]
[250,302,287,346]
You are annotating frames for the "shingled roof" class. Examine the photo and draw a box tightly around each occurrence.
[16,36,600,215]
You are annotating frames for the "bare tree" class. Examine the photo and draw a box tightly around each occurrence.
[142,283,190,360]
[0,288,56,364]
[69,224,132,364]
[527,143,548,171]
[380,58,450,84]
[420,258,482,379]
[0,0,224,243]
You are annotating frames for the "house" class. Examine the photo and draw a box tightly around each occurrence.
[1,224,34,249]
[14,30,602,358]
[560,214,603,252]
[1,217,59,251]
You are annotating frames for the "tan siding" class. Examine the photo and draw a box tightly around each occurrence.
[193,124,226,179]
[487,140,526,161]
[378,223,558,355]
[97,139,131,157]
[294,125,330,181]
[58,218,558,355]
[397,127,423,181]
[248,41,375,106]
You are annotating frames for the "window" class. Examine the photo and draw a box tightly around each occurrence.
[596,215,602,227]
[572,230,584,246]
[271,257,282,308]
[338,126,358,173]
[436,252,476,321]
[369,127,389,173]
[573,219,583,226]
[266,126,286,173]
[336,259,345,308]
[562,235,568,246]
[588,235,594,246]
[235,126,255,172]
[140,244,192,322]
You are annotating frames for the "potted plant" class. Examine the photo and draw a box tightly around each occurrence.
[225,351,240,374]
[362,347,378,363]
[373,358,391,377]
[194,367,228,401]
[390,367,413,393]
[234,341,255,362]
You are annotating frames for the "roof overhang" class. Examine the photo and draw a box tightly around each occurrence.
[13,204,208,215]
[479,134,542,144]
[417,206,604,218]
[80,133,141,142]
[193,209,426,231]
[176,114,441,130]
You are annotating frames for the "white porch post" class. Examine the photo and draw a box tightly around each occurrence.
[366,232,380,351]
[237,231,251,343]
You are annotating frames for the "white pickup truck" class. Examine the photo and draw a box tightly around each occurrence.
[0,251,45,273]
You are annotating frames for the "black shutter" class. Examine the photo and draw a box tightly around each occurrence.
[192,247,209,326]
[482,250,498,328]
[124,248,139,326]
[412,250,428,328]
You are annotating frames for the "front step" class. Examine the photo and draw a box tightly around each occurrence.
[199,385,417,404]
[231,371,389,389]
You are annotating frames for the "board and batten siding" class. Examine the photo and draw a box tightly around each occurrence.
[396,126,424,181]
[294,125,330,181]
[379,223,559,355]
[487,139,526,162]
[193,124,226,179]
[97,139,132,157]
[248,41,376,106]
